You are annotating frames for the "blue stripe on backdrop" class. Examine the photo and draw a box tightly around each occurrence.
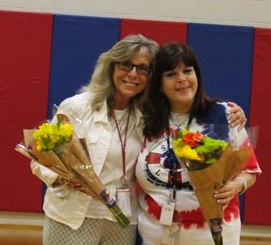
[43,14,120,206]
[187,23,254,119]
[48,14,120,119]
[187,23,254,221]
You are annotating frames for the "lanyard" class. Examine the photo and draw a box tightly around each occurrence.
[166,114,193,201]
[112,106,131,186]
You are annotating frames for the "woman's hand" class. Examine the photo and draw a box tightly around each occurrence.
[214,180,239,210]
[227,102,247,130]
[214,173,257,210]
[68,180,99,199]
[53,177,94,196]
[69,181,87,193]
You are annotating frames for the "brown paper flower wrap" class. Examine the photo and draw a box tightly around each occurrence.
[172,127,253,245]
[15,114,130,228]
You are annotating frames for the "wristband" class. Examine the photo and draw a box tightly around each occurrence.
[235,177,247,195]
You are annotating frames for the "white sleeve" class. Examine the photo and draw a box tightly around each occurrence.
[30,160,58,186]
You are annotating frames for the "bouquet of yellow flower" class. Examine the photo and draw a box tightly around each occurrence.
[172,126,253,245]
[15,114,130,228]
[173,129,229,170]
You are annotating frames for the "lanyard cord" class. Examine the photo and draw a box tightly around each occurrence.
[166,114,193,200]
[166,133,178,200]
[112,106,131,185]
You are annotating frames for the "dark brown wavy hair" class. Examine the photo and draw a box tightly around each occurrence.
[143,42,220,138]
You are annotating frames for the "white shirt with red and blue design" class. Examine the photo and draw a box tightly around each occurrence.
[136,102,261,245]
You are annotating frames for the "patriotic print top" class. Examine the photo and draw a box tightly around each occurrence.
[136,102,261,228]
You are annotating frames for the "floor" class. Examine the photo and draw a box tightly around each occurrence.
[0,224,42,245]
[0,212,271,244]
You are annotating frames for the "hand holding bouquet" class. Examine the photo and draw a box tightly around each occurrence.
[172,125,253,245]
[15,114,130,228]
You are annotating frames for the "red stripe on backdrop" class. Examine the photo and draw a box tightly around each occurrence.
[244,28,271,225]
[121,19,187,199]
[121,19,187,44]
[0,11,53,212]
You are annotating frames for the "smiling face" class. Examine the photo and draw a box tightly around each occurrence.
[161,62,198,114]
[113,51,151,109]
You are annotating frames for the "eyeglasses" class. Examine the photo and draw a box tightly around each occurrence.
[117,61,152,76]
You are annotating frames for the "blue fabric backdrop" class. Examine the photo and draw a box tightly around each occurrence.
[187,23,254,118]
[48,14,120,118]
[187,23,254,220]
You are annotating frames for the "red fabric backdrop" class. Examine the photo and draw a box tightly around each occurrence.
[121,18,187,44]
[244,28,271,225]
[0,11,53,212]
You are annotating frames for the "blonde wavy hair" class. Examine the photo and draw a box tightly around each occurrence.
[79,34,158,112]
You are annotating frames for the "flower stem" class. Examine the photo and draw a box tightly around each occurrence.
[100,190,130,228]
[213,233,223,245]
[210,218,223,245]
[108,204,131,228]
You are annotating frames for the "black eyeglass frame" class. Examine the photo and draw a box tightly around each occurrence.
[117,62,152,76]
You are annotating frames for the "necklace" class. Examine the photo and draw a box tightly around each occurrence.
[170,112,190,129]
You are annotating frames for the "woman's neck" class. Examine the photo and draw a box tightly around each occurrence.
[170,101,192,114]
[113,98,131,110]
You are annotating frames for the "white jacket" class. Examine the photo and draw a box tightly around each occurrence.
[31,91,144,230]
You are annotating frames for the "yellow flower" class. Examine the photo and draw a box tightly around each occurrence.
[172,129,228,164]
[173,143,202,161]
[33,122,73,152]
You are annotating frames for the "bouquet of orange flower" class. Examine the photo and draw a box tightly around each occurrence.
[172,126,254,245]
[15,114,130,228]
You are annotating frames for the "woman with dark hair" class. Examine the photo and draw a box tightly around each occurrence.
[136,42,261,245]
[30,35,245,245]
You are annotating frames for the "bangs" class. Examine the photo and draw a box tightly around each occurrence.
[159,44,196,71]
[114,44,151,63]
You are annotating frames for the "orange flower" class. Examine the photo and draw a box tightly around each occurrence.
[183,132,204,148]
